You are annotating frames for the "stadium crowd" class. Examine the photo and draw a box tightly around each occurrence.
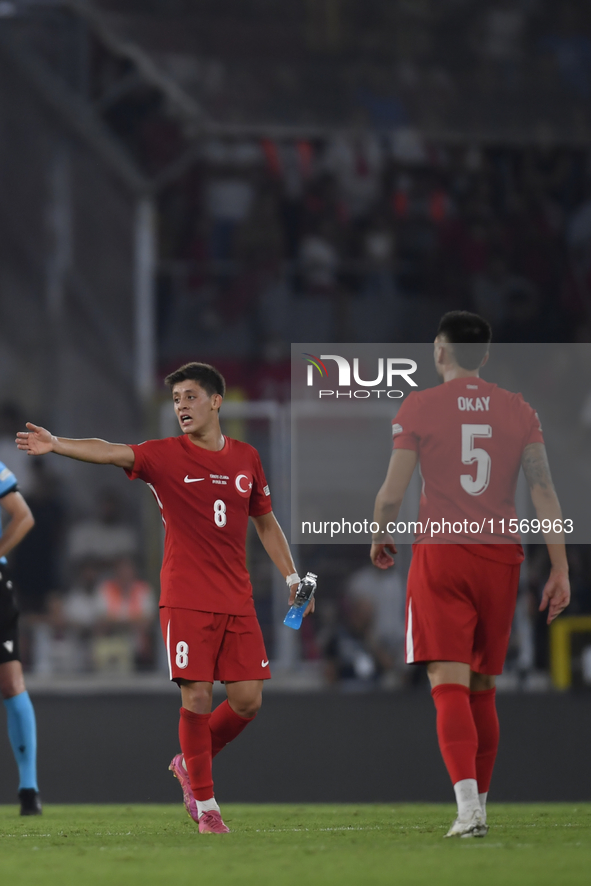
[156,138,591,392]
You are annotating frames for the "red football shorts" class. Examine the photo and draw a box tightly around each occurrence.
[405,545,520,675]
[160,607,271,683]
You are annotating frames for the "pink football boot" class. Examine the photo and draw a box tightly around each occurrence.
[198,810,230,834]
[168,753,199,823]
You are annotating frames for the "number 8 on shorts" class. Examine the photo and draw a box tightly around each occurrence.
[175,641,189,669]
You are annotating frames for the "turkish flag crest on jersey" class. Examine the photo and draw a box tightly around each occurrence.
[234,470,253,497]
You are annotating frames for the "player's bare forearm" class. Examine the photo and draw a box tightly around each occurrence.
[251,511,296,580]
[251,511,314,612]
[372,448,418,534]
[51,437,134,468]
[0,492,35,559]
[371,448,417,568]
[522,443,568,572]
[373,489,402,538]
[16,422,134,469]
[522,442,570,621]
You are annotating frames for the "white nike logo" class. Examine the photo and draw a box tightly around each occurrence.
[261,660,269,668]
[3,640,13,653]
[184,476,205,483]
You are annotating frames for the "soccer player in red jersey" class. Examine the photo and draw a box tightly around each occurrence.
[371,312,570,838]
[16,362,312,834]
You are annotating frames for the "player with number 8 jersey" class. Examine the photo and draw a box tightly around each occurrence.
[15,361,312,835]
[127,432,273,618]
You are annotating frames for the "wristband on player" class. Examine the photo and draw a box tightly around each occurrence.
[285,572,300,587]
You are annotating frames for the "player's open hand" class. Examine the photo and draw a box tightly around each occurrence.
[288,582,315,617]
[371,540,397,569]
[15,422,56,456]
[539,568,571,624]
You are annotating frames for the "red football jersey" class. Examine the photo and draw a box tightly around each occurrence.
[125,435,273,615]
[393,376,544,563]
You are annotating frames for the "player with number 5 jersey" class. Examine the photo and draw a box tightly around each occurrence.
[371,312,570,839]
[391,371,544,555]
[16,362,313,835]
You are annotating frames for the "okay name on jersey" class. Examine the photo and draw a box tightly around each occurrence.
[457,395,490,411]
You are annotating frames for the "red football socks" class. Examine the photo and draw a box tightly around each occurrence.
[210,699,255,758]
[431,683,478,785]
[179,707,214,801]
[470,687,499,794]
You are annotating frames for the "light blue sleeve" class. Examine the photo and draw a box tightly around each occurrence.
[0,462,18,498]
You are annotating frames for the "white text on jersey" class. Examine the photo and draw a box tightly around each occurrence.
[457,396,490,412]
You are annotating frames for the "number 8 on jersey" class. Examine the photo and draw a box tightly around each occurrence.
[214,499,226,527]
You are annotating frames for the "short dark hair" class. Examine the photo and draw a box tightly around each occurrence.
[165,362,226,398]
[436,311,492,371]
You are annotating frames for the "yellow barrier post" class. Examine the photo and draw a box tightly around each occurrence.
[550,616,591,689]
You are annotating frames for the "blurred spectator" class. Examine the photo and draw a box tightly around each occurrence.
[540,5,591,100]
[475,0,528,88]
[206,176,255,262]
[62,561,102,636]
[11,459,66,614]
[30,592,86,675]
[299,221,340,294]
[481,1,527,64]
[323,134,384,218]
[496,285,545,341]
[471,254,517,327]
[346,565,407,680]
[29,563,101,674]
[67,488,138,569]
[93,556,156,672]
[323,565,406,690]
[502,560,536,686]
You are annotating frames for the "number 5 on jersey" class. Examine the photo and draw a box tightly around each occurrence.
[461,424,492,496]
[214,499,227,527]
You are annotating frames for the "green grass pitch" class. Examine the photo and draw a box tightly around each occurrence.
[1,803,590,886]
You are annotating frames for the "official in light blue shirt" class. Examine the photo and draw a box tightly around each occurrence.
[0,459,41,814]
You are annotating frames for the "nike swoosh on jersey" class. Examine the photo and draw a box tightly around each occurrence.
[261,660,269,667]
[184,476,205,483]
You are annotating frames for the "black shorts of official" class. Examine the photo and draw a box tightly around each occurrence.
[0,564,20,665]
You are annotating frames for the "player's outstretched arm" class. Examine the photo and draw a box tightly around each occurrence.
[16,422,135,470]
[0,492,35,560]
[251,511,315,616]
[371,448,418,569]
[522,442,570,623]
